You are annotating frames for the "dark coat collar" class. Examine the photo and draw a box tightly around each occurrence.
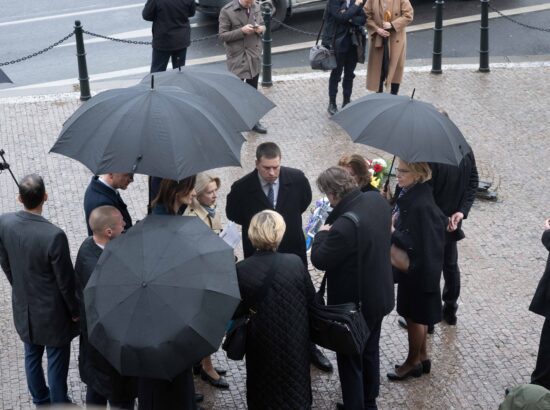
[248,168,291,211]
[16,210,49,224]
[396,182,432,208]
[326,189,362,225]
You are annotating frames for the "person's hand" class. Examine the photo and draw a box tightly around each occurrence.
[448,212,464,232]
[354,0,363,6]
[319,224,331,232]
[376,27,390,37]
[72,316,80,322]
[544,218,550,230]
[254,24,265,34]
[382,21,392,29]
[241,24,255,35]
[381,186,392,200]
[391,213,397,233]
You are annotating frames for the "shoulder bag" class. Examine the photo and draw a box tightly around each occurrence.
[222,254,278,360]
[309,212,370,356]
[309,3,337,71]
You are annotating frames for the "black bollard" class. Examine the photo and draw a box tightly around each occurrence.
[74,20,91,101]
[479,0,490,72]
[261,6,273,87]
[431,0,444,74]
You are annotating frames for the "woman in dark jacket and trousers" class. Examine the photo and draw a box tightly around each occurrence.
[235,210,315,409]
[142,0,196,73]
[387,159,447,381]
[323,0,366,115]
[139,176,200,410]
[529,218,550,390]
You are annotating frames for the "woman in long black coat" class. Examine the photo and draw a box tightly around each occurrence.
[387,159,447,381]
[235,210,315,409]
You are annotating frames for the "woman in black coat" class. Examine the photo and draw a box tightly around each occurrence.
[235,210,315,409]
[387,159,447,381]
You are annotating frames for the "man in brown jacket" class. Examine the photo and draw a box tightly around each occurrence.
[219,0,268,134]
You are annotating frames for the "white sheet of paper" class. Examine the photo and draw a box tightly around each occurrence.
[220,222,241,249]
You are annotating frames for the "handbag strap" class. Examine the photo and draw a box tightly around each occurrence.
[248,253,279,314]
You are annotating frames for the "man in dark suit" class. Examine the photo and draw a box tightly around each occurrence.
[529,218,550,390]
[311,166,394,410]
[0,174,79,406]
[83,173,134,236]
[75,206,136,408]
[226,142,332,372]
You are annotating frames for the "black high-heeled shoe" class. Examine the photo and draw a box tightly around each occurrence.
[387,363,423,381]
[193,364,227,376]
[200,368,230,389]
[394,359,431,374]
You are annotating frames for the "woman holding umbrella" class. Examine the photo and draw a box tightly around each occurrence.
[365,0,413,95]
[387,159,447,381]
[183,173,230,389]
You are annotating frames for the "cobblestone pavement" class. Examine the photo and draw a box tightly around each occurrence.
[1,63,550,409]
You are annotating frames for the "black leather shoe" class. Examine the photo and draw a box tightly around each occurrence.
[395,359,431,374]
[443,310,457,325]
[505,387,511,396]
[311,346,333,372]
[336,402,345,409]
[200,368,229,389]
[387,363,423,381]
[327,102,338,116]
[252,122,267,134]
[195,393,204,403]
[342,99,350,108]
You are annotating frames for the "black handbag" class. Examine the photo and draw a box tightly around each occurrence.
[309,4,337,71]
[309,212,370,356]
[222,255,278,360]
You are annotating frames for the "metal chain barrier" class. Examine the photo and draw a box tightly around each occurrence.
[82,30,219,45]
[0,32,75,67]
[271,18,319,36]
[489,4,550,33]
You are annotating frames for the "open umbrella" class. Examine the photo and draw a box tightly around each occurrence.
[141,66,275,132]
[0,68,12,84]
[331,91,471,166]
[84,215,241,380]
[50,81,246,180]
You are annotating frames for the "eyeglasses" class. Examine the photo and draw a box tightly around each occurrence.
[395,168,411,174]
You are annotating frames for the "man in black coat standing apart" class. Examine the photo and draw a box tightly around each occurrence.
[83,173,134,236]
[226,142,333,372]
[311,167,394,410]
[0,174,79,406]
[75,205,136,408]
[143,0,196,73]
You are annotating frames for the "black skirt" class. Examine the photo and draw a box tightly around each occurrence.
[396,272,442,326]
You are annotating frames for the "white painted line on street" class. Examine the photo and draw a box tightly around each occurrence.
[0,4,146,28]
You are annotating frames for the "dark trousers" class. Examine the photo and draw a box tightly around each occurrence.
[329,47,358,102]
[24,342,70,405]
[242,74,260,89]
[442,239,461,313]
[138,369,196,410]
[150,48,188,73]
[86,386,134,409]
[532,318,550,390]
[336,317,383,410]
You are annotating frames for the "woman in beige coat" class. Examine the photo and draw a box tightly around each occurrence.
[365,0,413,94]
[183,173,227,388]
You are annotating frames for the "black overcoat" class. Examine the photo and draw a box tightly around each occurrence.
[75,237,137,402]
[0,211,79,347]
[142,0,196,51]
[322,0,366,53]
[226,167,312,266]
[83,176,133,236]
[530,230,550,318]
[311,189,394,321]
[235,252,315,410]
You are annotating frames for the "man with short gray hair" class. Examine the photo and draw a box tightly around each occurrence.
[311,166,394,410]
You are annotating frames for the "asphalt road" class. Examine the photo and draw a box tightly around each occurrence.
[1,0,550,89]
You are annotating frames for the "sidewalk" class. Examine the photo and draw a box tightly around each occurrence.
[1,61,549,409]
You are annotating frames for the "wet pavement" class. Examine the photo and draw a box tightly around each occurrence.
[1,61,550,409]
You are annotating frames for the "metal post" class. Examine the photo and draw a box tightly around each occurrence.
[261,7,273,87]
[431,0,444,74]
[479,0,490,72]
[74,20,91,101]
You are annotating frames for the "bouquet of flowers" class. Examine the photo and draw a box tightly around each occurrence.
[369,158,390,189]
[304,197,332,252]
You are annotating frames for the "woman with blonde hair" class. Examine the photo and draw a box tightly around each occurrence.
[387,159,447,381]
[235,210,315,409]
[184,173,229,388]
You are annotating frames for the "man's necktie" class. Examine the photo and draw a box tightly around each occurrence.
[267,183,275,208]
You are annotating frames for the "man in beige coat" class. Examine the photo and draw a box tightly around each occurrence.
[365,0,413,94]
[219,0,267,134]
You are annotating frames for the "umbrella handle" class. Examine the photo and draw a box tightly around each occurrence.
[0,149,20,188]
[383,155,396,193]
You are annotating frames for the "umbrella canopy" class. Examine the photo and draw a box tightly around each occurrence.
[332,92,471,166]
[0,68,13,84]
[50,84,246,180]
[141,66,275,131]
[84,215,241,380]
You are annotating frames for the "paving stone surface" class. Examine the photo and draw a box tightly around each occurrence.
[0,64,549,409]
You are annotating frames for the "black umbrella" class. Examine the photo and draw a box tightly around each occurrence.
[0,68,12,84]
[50,82,246,180]
[332,91,471,166]
[84,215,241,380]
[141,66,275,132]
